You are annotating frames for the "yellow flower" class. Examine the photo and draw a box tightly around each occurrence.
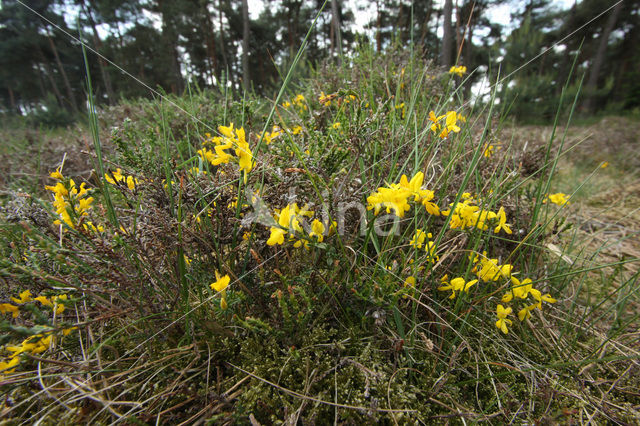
[366,186,412,217]
[546,193,570,206]
[600,161,609,169]
[0,303,19,318]
[439,111,461,138]
[11,290,33,304]
[262,126,282,145]
[0,356,20,374]
[518,305,536,321]
[428,111,461,138]
[476,258,508,282]
[45,182,69,197]
[267,205,293,246]
[267,228,287,246]
[510,276,533,299]
[428,111,445,133]
[438,276,477,299]
[282,100,291,108]
[409,229,427,249]
[53,294,67,314]
[494,207,513,234]
[398,172,425,201]
[495,304,513,334]
[309,219,326,242]
[213,143,234,165]
[35,296,53,307]
[33,335,52,354]
[211,274,230,292]
[319,91,333,106]
[331,122,341,130]
[126,175,137,190]
[83,221,105,233]
[77,197,94,214]
[403,276,416,288]
[63,326,77,336]
[448,65,467,77]
[291,125,303,135]
[218,123,235,138]
[425,240,439,263]
[50,168,64,180]
[104,168,124,185]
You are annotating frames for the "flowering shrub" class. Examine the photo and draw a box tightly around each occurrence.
[0,51,633,424]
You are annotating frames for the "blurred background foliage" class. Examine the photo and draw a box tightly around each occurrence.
[0,0,638,127]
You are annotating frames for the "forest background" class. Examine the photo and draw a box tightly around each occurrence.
[1,0,638,126]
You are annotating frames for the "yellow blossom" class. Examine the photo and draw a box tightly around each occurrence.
[409,229,427,249]
[309,219,326,242]
[518,305,536,321]
[428,111,461,139]
[53,294,67,314]
[218,123,235,138]
[211,274,230,292]
[483,145,494,157]
[438,276,477,299]
[403,276,416,288]
[0,303,19,318]
[35,296,53,307]
[495,304,513,334]
[126,175,137,190]
[267,205,292,246]
[494,207,513,234]
[211,272,230,310]
[439,111,461,138]
[449,65,467,77]
[11,290,33,304]
[0,356,20,374]
[366,186,412,217]
[50,168,64,180]
[546,193,570,206]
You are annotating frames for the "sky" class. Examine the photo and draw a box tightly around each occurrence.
[247,0,577,34]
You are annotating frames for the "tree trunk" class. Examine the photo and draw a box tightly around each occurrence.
[8,87,19,114]
[218,0,231,87]
[242,0,250,92]
[463,23,473,99]
[203,4,218,86]
[455,2,463,64]
[419,0,433,51]
[583,1,623,113]
[159,0,184,94]
[376,0,382,52]
[80,0,115,104]
[37,47,64,107]
[36,65,48,99]
[440,0,453,67]
[330,0,342,64]
[47,34,78,112]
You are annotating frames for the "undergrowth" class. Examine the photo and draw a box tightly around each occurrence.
[1,48,639,424]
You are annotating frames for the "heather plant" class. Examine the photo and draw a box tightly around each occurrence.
[0,46,638,424]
